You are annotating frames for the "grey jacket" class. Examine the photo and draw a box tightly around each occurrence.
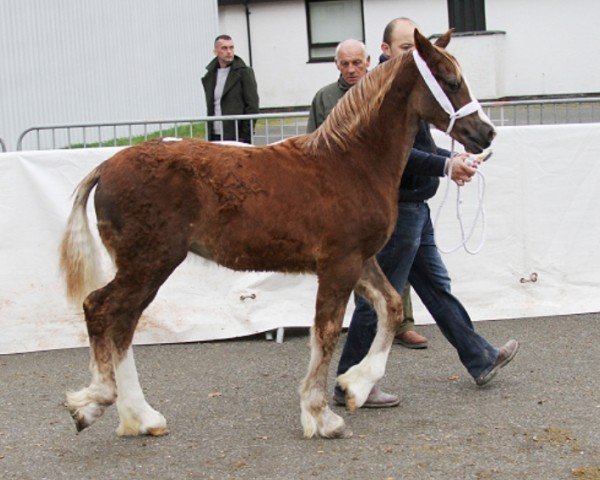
[306,76,352,133]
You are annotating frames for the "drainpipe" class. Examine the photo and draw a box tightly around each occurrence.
[244,0,253,66]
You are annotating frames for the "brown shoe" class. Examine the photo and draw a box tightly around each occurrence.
[476,339,519,386]
[394,330,428,349]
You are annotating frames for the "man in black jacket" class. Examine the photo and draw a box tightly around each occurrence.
[202,35,259,144]
[334,18,519,408]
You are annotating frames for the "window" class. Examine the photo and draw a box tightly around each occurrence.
[306,0,364,62]
[448,0,486,33]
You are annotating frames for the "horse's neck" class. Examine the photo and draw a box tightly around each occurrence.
[350,73,422,192]
[303,59,422,193]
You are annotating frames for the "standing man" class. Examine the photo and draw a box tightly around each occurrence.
[334,17,519,408]
[202,35,259,144]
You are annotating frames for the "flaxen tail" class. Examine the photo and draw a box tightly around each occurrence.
[59,164,105,306]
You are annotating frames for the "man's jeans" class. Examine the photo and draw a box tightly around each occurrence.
[337,202,498,380]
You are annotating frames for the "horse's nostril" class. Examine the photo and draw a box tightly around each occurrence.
[488,128,496,142]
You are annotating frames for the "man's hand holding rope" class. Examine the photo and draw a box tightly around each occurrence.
[447,153,480,186]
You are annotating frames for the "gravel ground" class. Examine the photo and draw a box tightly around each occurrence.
[1,313,599,480]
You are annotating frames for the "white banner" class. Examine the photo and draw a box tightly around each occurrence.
[1,124,599,354]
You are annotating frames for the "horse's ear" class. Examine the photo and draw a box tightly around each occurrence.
[414,28,437,62]
[434,29,454,49]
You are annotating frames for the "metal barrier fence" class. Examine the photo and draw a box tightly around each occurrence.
[483,97,600,127]
[15,97,600,151]
[15,112,308,151]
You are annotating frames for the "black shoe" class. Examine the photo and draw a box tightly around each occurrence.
[476,339,519,386]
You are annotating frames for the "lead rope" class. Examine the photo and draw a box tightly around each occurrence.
[433,139,488,255]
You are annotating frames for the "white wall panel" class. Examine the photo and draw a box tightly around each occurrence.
[220,0,600,109]
[0,0,219,150]
[221,0,337,109]
[218,4,251,64]
[486,0,600,97]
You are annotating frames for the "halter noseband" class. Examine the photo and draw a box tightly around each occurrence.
[412,49,481,134]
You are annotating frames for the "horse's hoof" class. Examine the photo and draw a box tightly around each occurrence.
[147,426,170,437]
[323,425,353,439]
[333,428,353,439]
[117,421,169,437]
[72,413,90,433]
[68,406,95,433]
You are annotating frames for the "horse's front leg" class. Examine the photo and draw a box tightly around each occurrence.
[299,262,360,439]
[336,257,404,412]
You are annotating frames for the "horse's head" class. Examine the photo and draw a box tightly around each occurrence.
[412,29,495,153]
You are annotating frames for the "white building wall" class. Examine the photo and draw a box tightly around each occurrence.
[363,0,448,54]
[217,5,251,64]
[486,0,600,97]
[0,0,219,151]
[219,0,336,109]
[220,0,600,109]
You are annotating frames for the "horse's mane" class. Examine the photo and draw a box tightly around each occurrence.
[303,54,410,155]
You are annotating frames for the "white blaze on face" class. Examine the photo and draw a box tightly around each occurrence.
[462,75,495,129]
[450,54,495,130]
[477,108,495,129]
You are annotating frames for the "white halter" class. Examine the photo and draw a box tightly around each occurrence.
[412,49,490,255]
[412,49,481,134]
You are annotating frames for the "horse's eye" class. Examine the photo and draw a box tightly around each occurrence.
[447,79,460,92]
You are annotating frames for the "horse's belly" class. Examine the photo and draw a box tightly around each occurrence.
[189,238,317,274]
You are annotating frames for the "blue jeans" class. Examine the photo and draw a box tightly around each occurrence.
[337,202,498,380]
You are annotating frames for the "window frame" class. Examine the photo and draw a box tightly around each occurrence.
[305,0,365,63]
[447,0,487,33]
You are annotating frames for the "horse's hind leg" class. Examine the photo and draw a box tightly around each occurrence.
[108,263,184,437]
[336,257,404,411]
[67,248,187,436]
[299,260,360,439]
[66,322,117,431]
[67,277,131,431]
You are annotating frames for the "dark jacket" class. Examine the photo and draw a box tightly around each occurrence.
[202,55,259,143]
[379,54,450,202]
[400,120,451,202]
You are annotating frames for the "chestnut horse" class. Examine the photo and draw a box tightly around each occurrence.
[60,30,494,439]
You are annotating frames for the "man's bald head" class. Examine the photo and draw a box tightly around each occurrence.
[381,17,420,59]
[334,39,371,86]
[335,39,368,61]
